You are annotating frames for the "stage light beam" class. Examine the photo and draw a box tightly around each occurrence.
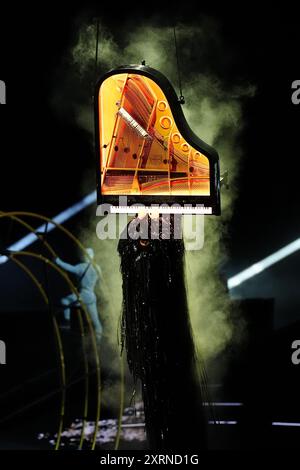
[227,238,300,289]
[0,191,97,265]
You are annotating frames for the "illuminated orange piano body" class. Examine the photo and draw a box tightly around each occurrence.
[95,65,220,214]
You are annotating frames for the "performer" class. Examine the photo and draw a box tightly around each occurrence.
[118,214,207,450]
[54,248,103,341]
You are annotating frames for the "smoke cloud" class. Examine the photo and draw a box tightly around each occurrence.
[52,18,255,401]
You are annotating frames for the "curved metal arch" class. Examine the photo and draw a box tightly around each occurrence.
[76,308,90,449]
[0,211,113,332]
[4,255,66,450]
[0,212,90,449]
[0,211,89,450]
[0,211,124,450]
[0,211,98,267]
[9,250,101,450]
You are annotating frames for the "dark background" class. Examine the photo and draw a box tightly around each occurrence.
[0,2,299,326]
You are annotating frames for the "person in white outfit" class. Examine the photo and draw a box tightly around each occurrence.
[55,248,102,342]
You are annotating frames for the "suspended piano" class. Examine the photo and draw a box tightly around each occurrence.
[95,65,220,215]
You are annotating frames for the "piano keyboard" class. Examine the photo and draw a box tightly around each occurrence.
[110,205,212,215]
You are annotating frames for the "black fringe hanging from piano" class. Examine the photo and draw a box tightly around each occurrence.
[118,215,207,450]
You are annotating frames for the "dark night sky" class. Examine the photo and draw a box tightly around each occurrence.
[0,2,299,328]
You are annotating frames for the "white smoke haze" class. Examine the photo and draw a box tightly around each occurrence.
[52,18,255,400]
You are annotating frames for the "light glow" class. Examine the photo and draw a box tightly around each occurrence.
[110,205,212,215]
[272,421,300,427]
[228,238,300,289]
[204,402,243,407]
[0,191,97,264]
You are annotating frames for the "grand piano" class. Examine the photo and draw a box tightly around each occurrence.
[95,65,220,215]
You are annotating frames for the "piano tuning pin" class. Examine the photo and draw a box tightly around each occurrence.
[181,143,189,152]
[158,100,167,111]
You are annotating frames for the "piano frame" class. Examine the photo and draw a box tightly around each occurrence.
[94,64,221,215]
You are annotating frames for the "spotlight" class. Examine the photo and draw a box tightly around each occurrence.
[228,238,300,289]
[0,191,97,265]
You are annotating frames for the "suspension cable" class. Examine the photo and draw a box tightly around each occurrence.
[94,18,100,83]
[173,26,185,104]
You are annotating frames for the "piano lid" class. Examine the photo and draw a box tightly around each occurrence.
[94,64,221,215]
